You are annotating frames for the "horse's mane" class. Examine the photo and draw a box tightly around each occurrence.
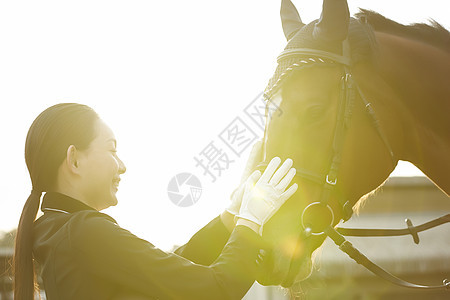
[356,9,450,52]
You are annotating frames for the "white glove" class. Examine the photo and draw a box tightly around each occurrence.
[226,140,263,216]
[237,157,298,234]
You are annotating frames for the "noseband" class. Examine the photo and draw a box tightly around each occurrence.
[259,40,450,290]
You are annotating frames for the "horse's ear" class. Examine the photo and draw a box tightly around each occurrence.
[281,0,305,40]
[313,0,350,42]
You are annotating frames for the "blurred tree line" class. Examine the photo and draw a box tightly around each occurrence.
[0,229,15,299]
[0,229,16,248]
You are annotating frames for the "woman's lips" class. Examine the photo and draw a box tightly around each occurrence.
[112,178,120,189]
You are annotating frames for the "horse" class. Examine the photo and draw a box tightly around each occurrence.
[255,0,450,295]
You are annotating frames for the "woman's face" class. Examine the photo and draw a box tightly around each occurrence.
[77,119,126,210]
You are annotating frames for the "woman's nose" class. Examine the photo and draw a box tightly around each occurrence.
[118,157,126,174]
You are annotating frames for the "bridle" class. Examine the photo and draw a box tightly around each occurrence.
[258,40,450,290]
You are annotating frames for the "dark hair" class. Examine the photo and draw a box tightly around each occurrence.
[14,103,99,300]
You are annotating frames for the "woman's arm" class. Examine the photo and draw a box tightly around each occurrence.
[174,211,257,265]
[220,210,236,233]
[70,211,263,300]
[174,215,231,265]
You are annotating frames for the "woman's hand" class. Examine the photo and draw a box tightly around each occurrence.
[236,157,298,235]
[221,140,263,231]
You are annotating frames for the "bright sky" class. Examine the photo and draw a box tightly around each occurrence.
[0,0,448,250]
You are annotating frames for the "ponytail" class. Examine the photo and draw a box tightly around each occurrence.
[14,190,42,300]
[14,103,99,299]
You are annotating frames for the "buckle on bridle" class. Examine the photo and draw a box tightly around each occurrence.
[326,175,337,185]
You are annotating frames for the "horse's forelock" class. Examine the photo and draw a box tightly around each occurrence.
[265,17,377,98]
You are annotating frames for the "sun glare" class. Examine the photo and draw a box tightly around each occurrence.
[0,0,445,251]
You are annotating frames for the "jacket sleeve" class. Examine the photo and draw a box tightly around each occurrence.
[174,216,231,265]
[69,211,263,300]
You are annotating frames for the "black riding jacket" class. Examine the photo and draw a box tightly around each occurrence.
[33,192,264,299]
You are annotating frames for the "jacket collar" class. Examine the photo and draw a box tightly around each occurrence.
[41,192,97,214]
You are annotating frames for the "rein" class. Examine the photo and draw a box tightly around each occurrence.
[260,40,450,290]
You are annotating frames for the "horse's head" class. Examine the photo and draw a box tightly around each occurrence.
[257,0,404,287]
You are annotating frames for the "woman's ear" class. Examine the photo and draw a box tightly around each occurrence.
[66,145,80,173]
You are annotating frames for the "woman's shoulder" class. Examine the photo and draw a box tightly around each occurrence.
[68,210,118,226]
[33,210,124,262]
[67,210,151,258]
[66,210,122,241]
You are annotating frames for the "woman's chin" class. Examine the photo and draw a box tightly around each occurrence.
[109,194,119,207]
[97,194,118,211]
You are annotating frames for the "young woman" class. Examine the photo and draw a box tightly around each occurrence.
[14,103,298,299]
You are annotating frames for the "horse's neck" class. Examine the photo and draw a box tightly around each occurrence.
[377,32,450,195]
[414,130,450,195]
